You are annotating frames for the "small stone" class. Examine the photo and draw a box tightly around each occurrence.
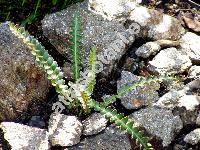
[154,90,200,111]
[130,107,183,147]
[48,113,82,146]
[129,6,185,40]
[148,48,192,75]
[154,90,186,110]
[135,42,161,58]
[82,113,108,135]
[178,95,200,111]
[188,65,200,79]
[88,0,141,21]
[129,6,151,26]
[196,113,200,125]
[180,32,200,62]
[184,128,200,145]
[28,116,46,128]
[154,89,200,126]
[69,125,132,150]
[0,122,49,150]
[186,79,200,90]
[117,71,160,109]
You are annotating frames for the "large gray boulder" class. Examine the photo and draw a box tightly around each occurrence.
[69,125,132,150]
[130,107,183,147]
[42,0,135,76]
[0,22,50,121]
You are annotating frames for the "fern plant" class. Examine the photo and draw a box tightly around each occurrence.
[8,13,176,149]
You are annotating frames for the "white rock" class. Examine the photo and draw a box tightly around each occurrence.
[88,0,141,21]
[196,113,200,125]
[178,95,200,111]
[0,122,49,150]
[180,32,200,62]
[148,15,173,39]
[129,6,185,40]
[48,113,82,146]
[155,90,200,111]
[129,6,151,26]
[188,65,200,79]
[148,48,192,75]
[82,113,108,135]
[154,89,186,110]
[135,42,161,58]
[184,128,200,145]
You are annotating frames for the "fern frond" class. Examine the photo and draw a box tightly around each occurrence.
[86,46,97,93]
[69,12,81,81]
[80,91,90,113]
[8,22,73,102]
[88,100,154,150]
[102,75,175,107]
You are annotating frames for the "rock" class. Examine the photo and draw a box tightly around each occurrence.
[130,107,183,147]
[154,90,185,109]
[28,116,46,128]
[186,79,200,90]
[173,106,199,126]
[148,48,192,75]
[188,65,200,79]
[90,2,185,40]
[48,113,82,146]
[184,128,200,145]
[180,32,200,62]
[82,113,108,136]
[129,6,185,40]
[88,0,142,21]
[196,113,200,125]
[178,95,200,111]
[154,90,200,111]
[117,71,160,109]
[154,89,200,126]
[69,125,132,150]
[0,122,49,150]
[0,22,50,121]
[135,42,161,58]
[42,1,134,76]
[135,40,180,58]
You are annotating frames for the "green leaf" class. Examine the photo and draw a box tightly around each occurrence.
[52,0,58,5]
[69,12,82,81]
[88,99,154,150]
[8,22,73,104]
[86,46,97,93]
